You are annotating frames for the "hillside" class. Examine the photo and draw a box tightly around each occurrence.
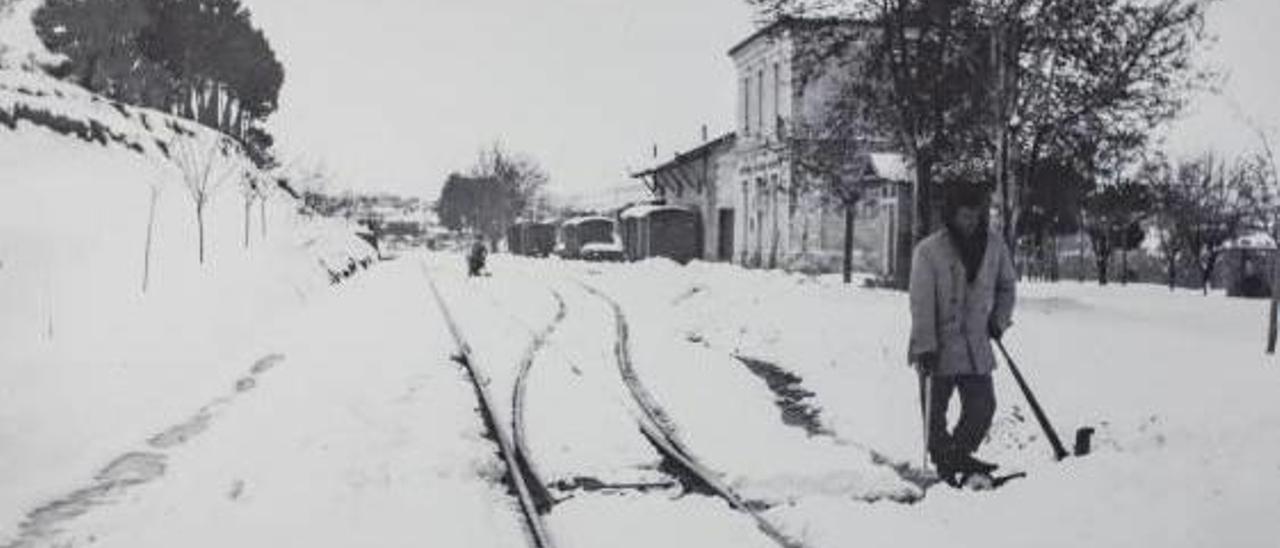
[0,56,374,537]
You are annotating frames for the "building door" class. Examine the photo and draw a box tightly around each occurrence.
[718,209,735,262]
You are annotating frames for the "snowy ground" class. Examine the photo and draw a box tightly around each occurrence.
[1,261,525,548]
[488,254,1280,548]
[5,244,1278,547]
[422,254,775,548]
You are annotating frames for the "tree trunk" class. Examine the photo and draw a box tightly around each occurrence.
[1095,232,1111,286]
[196,202,206,265]
[243,194,252,249]
[993,21,1022,254]
[222,94,237,136]
[1121,248,1129,285]
[142,186,158,293]
[260,196,268,239]
[1268,250,1278,353]
[843,200,856,284]
[899,156,934,290]
[1200,258,1213,295]
[184,86,198,120]
[1049,237,1060,282]
[233,106,246,140]
[1078,223,1087,283]
[913,156,935,242]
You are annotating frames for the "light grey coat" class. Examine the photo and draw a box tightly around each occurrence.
[908,229,1017,376]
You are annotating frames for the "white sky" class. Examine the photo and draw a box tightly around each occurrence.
[1161,0,1280,157]
[246,0,1280,199]
[249,0,755,199]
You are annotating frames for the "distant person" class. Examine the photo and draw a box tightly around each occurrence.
[468,237,488,277]
[908,181,1017,486]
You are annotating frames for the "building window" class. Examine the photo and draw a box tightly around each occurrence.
[773,62,781,136]
[742,77,750,135]
[756,69,764,139]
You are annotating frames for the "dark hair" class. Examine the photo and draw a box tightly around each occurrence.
[942,179,992,217]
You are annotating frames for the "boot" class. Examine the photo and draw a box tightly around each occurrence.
[930,445,964,487]
[954,453,998,475]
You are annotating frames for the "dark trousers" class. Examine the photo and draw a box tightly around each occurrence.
[921,373,995,462]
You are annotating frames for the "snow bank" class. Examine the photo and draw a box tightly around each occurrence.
[541,257,1280,547]
[0,67,374,540]
[3,260,525,548]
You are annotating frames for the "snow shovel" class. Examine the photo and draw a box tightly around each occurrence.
[994,339,1071,461]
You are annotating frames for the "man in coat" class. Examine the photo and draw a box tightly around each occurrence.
[908,181,1016,483]
[468,236,488,277]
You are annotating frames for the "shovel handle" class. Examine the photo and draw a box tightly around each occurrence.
[996,339,1070,461]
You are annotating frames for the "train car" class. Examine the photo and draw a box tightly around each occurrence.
[619,205,702,264]
[559,216,616,259]
[506,225,521,253]
[507,221,557,256]
[522,222,556,257]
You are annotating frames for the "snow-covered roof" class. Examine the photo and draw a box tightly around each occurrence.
[558,180,654,213]
[620,204,692,220]
[562,215,613,227]
[866,153,911,183]
[1226,232,1278,251]
[581,241,623,252]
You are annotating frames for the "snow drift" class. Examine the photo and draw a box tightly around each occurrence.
[0,61,373,537]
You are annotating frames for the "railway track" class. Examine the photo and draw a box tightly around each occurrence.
[420,263,555,548]
[423,256,803,548]
[508,287,567,513]
[573,278,802,548]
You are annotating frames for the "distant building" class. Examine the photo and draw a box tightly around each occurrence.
[1219,233,1276,297]
[632,17,913,276]
[631,132,738,261]
[728,17,913,276]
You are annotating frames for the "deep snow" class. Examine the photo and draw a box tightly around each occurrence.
[3,261,526,548]
[0,65,379,543]
[507,254,1280,548]
[3,4,1277,543]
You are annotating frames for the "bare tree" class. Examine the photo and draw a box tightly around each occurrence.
[1082,180,1151,285]
[257,178,270,240]
[141,176,162,292]
[1246,135,1280,352]
[783,116,879,283]
[467,141,550,247]
[239,170,258,249]
[1167,155,1263,295]
[1150,178,1187,290]
[746,0,1211,287]
[170,135,238,265]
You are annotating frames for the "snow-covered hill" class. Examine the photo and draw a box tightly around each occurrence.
[0,54,374,540]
